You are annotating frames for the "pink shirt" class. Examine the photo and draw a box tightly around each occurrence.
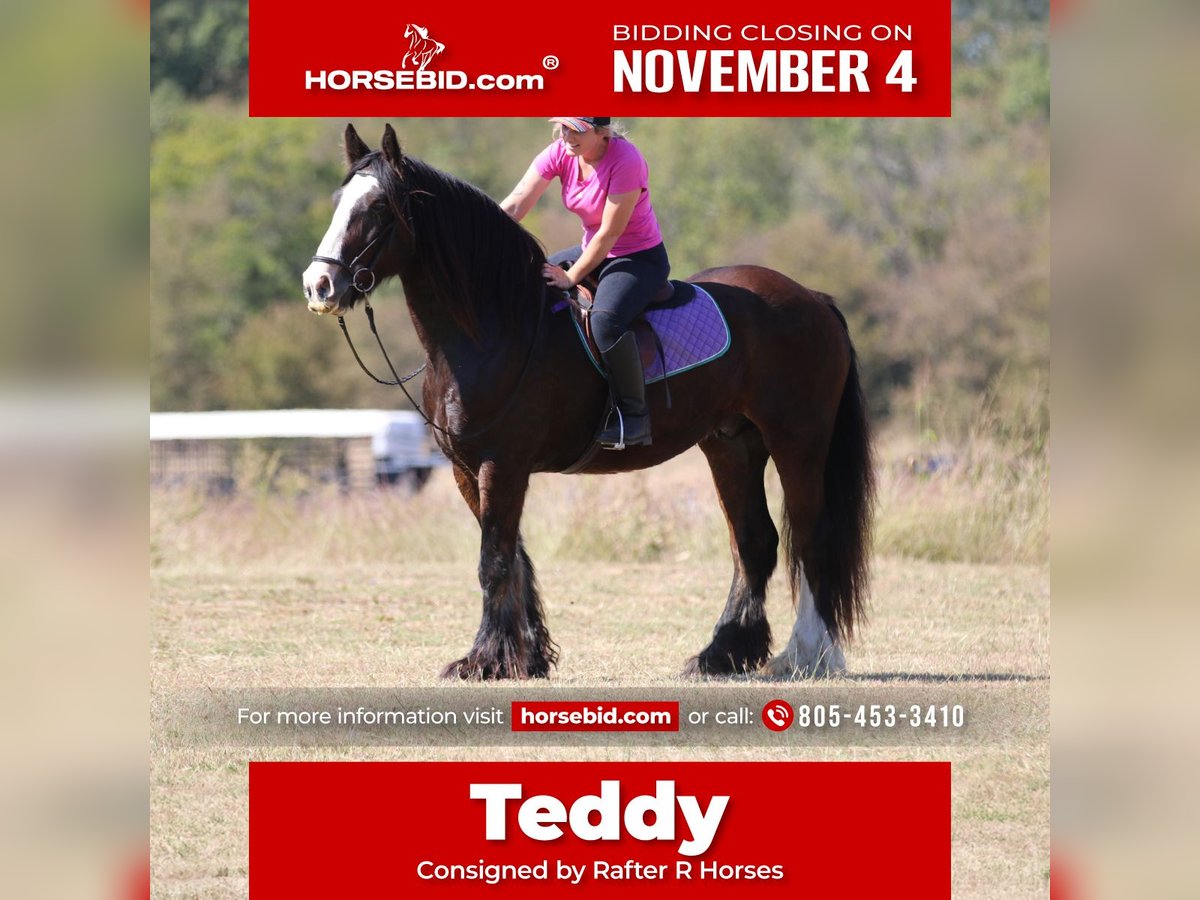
[533,136,664,256]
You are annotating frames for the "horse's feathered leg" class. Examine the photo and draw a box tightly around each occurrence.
[763,313,873,678]
[685,426,776,675]
[762,568,845,679]
[760,424,848,679]
[441,460,555,680]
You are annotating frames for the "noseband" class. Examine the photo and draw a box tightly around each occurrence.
[311,219,397,297]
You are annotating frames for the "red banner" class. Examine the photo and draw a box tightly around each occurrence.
[249,1,950,117]
[250,761,950,897]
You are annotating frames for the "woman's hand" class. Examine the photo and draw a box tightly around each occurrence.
[542,263,573,290]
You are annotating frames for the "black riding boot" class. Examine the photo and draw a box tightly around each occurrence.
[599,331,652,449]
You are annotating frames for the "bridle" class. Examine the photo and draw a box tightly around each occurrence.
[311,218,396,298]
[310,209,434,434]
[310,182,547,446]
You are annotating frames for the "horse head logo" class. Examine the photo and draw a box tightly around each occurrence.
[403,23,446,72]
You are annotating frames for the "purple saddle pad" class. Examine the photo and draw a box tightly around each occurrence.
[571,282,731,384]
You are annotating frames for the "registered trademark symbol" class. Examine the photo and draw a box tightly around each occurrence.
[542,55,559,70]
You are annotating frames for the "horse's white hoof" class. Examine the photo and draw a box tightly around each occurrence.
[763,644,846,680]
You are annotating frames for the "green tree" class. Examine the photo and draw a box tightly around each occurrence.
[151,0,249,97]
[630,118,794,275]
[151,111,344,409]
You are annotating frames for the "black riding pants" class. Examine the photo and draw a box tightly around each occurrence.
[549,242,671,352]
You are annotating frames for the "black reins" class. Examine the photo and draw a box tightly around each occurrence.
[313,183,546,444]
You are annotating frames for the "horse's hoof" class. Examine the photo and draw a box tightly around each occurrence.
[761,647,846,680]
[684,620,771,677]
[683,647,760,677]
[683,652,729,677]
[439,653,551,680]
[441,657,485,680]
[440,656,511,680]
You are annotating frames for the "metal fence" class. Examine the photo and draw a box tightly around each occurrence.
[149,410,443,495]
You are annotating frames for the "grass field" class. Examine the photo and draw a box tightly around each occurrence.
[151,447,1049,898]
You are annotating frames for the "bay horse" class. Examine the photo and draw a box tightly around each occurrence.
[302,124,875,680]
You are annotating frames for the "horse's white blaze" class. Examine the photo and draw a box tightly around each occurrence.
[303,173,379,305]
[764,572,846,679]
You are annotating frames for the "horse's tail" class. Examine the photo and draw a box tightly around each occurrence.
[785,302,875,642]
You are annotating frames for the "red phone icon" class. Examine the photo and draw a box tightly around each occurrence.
[761,700,793,732]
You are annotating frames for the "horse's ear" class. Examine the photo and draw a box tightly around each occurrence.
[381,124,404,170]
[344,123,371,167]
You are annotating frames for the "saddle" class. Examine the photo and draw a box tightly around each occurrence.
[550,266,730,472]
[568,276,693,370]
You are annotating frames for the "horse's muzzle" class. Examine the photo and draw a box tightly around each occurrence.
[303,265,350,315]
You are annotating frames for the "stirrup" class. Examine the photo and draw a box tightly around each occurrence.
[600,407,628,451]
[599,407,650,450]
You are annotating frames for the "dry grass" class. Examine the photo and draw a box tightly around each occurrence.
[151,440,1049,899]
[874,435,1048,565]
[151,428,1048,573]
[151,557,1048,687]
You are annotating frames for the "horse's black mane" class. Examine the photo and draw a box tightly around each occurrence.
[348,151,548,342]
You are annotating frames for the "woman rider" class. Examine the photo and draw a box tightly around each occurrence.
[500,117,669,449]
